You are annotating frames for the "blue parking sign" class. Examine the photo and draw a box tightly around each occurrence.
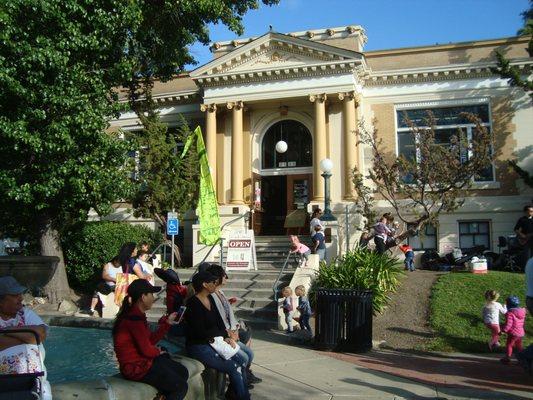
[167,218,179,236]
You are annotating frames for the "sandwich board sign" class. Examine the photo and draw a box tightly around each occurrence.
[225,230,257,271]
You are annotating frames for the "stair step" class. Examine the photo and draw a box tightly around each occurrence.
[221,288,274,298]
[226,278,290,289]
[234,298,276,308]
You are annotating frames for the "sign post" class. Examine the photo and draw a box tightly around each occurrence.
[167,211,179,270]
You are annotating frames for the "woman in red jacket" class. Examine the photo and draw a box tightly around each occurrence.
[113,279,188,400]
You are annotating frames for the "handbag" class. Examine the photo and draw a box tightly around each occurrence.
[209,336,239,360]
[114,272,138,306]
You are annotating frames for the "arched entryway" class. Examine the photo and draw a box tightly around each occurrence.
[254,120,313,235]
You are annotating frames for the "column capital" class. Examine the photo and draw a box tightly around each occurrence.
[200,103,217,113]
[226,101,244,110]
[338,91,360,107]
[309,93,327,103]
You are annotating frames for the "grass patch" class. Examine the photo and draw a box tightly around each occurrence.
[427,271,532,352]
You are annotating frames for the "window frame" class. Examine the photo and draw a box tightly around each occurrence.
[395,102,495,183]
[406,223,438,251]
[457,220,492,251]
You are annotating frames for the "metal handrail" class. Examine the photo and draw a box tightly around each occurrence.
[200,211,251,266]
[273,252,297,302]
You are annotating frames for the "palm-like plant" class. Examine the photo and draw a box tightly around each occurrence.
[311,248,404,314]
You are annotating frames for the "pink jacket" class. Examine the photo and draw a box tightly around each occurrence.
[502,307,526,337]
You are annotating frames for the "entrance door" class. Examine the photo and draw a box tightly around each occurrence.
[285,174,312,235]
[255,173,312,236]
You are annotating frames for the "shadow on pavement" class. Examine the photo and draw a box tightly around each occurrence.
[324,349,532,396]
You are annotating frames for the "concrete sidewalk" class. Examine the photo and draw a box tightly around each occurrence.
[248,331,533,400]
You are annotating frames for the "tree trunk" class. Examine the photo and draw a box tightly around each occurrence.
[40,217,70,304]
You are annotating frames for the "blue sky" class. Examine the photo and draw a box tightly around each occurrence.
[187,0,529,68]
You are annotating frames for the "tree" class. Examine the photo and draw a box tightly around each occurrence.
[352,113,493,242]
[0,0,279,302]
[127,94,199,265]
[491,0,533,100]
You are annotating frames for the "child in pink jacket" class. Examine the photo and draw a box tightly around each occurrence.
[500,295,526,364]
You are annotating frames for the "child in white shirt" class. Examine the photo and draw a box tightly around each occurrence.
[482,290,507,350]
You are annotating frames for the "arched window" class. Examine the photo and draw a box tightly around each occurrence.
[261,120,312,169]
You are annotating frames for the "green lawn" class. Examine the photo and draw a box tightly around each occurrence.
[427,271,532,352]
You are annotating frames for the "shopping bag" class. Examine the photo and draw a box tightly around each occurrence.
[114,273,138,306]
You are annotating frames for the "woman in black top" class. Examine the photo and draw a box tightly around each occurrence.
[185,271,250,400]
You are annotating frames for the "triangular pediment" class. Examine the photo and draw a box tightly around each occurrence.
[190,31,363,80]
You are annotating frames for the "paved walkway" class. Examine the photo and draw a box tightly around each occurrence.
[249,331,533,400]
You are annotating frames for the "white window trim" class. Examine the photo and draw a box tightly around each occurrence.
[394,101,496,184]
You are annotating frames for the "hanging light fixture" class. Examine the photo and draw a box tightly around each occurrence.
[275,121,287,153]
[275,140,288,153]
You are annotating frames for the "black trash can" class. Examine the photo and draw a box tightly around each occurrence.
[314,288,373,353]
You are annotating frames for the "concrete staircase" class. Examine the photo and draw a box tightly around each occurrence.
[147,235,308,329]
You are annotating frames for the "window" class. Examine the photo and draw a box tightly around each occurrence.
[407,223,437,250]
[396,104,494,182]
[262,120,312,169]
[458,221,491,250]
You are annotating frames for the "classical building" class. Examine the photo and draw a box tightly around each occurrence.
[110,25,533,265]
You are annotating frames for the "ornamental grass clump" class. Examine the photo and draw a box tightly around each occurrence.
[312,248,404,314]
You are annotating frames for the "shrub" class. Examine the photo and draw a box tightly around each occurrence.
[311,248,404,314]
[62,221,162,292]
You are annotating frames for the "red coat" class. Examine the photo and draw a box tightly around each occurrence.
[113,305,170,380]
[166,284,189,314]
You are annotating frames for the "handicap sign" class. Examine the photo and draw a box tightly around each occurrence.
[167,212,179,236]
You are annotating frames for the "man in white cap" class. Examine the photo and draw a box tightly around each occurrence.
[0,276,52,399]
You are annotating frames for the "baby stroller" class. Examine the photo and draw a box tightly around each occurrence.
[0,329,45,400]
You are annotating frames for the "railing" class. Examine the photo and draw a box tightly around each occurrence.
[200,211,251,267]
[272,252,298,302]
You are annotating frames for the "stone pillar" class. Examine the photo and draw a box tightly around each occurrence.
[310,94,327,201]
[228,101,244,204]
[339,92,359,200]
[200,103,217,192]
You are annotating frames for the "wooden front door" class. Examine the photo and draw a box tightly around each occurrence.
[285,174,312,235]
[252,173,312,235]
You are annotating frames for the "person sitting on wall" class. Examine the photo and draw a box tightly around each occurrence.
[185,271,250,400]
[134,250,155,284]
[113,279,188,400]
[0,276,52,400]
[81,256,122,316]
[207,263,262,385]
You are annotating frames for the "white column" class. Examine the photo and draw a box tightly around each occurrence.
[228,101,244,204]
[339,92,359,200]
[310,94,327,201]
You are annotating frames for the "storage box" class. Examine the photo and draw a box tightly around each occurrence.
[468,258,488,274]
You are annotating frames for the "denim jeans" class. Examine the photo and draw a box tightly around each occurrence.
[299,313,312,331]
[237,341,253,368]
[316,248,326,261]
[285,311,294,332]
[187,344,250,400]
[404,252,415,271]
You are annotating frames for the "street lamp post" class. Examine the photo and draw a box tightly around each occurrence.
[319,158,336,221]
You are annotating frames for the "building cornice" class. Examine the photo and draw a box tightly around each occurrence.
[211,25,367,53]
[365,36,530,57]
[364,59,532,86]
[197,60,362,87]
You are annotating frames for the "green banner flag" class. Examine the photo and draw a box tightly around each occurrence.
[181,127,221,245]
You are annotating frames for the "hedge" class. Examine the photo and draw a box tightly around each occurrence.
[62,221,162,292]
